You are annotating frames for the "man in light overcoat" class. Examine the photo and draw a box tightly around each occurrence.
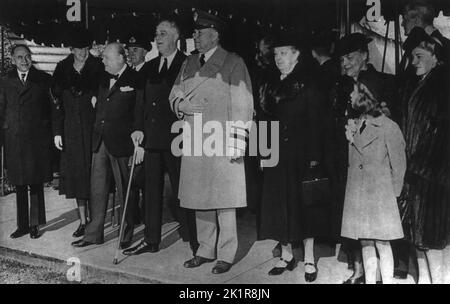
[169,11,253,274]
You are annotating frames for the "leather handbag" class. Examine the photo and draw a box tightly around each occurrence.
[301,166,331,207]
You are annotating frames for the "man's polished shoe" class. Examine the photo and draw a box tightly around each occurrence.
[120,241,132,250]
[30,226,40,239]
[183,256,215,268]
[71,239,96,248]
[343,275,365,284]
[304,262,318,282]
[10,228,29,239]
[268,258,296,276]
[123,241,158,255]
[212,260,232,274]
[72,224,86,238]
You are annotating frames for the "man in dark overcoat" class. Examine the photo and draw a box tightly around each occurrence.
[0,44,52,239]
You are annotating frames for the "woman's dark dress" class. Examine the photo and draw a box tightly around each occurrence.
[52,54,103,200]
[258,62,330,244]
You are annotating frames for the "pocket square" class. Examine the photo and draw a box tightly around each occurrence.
[120,86,134,92]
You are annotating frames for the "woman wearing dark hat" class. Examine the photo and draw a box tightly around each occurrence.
[334,32,399,283]
[341,75,406,284]
[51,28,104,237]
[258,33,329,282]
[400,31,450,284]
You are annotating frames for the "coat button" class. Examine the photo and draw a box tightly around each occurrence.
[151,119,155,123]
[106,98,110,101]
[152,102,156,106]
[101,120,105,123]
[283,125,287,130]
[359,164,363,169]
[284,137,289,142]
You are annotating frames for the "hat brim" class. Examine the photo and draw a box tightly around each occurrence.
[126,43,149,50]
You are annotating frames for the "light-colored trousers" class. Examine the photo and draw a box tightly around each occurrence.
[195,208,238,264]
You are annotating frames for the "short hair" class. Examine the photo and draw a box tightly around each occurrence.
[404,1,436,26]
[11,44,31,56]
[352,82,384,117]
[157,18,180,37]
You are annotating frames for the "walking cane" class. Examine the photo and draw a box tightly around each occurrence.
[113,145,138,265]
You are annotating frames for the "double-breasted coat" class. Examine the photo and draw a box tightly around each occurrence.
[169,46,253,210]
[341,114,406,240]
[51,54,103,199]
[0,67,53,186]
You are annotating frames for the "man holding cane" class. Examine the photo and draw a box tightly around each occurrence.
[72,42,142,248]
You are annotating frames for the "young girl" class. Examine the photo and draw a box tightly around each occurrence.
[341,77,406,284]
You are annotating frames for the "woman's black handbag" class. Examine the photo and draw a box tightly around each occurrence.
[302,166,332,207]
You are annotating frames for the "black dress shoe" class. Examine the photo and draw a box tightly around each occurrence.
[343,275,365,284]
[122,241,158,255]
[120,241,132,250]
[30,226,40,239]
[268,258,296,276]
[212,260,232,274]
[10,228,29,239]
[304,262,318,282]
[183,256,215,268]
[72,224,86,238]
[71,239,95,247]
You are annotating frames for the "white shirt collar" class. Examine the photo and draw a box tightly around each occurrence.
[17,69,30,82]
[202,46,218,63]
[159,50,177,71]
[109,64,127,88]
[134,61,146,72]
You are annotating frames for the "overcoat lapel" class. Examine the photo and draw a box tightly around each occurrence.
[19,67,39,100]
[353,117,383,151]
[182,46,227,93]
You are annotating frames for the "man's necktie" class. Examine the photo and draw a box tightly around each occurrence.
[199,54,205,67]
[109,74,119,80]
[20,73,26,84]
[160,58,168,75]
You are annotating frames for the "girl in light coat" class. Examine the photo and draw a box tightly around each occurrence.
[341,77,406,284]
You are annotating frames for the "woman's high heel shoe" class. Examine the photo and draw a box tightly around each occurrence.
[72,223,86,238]
[304,262,318,282]
[268,258,296,276]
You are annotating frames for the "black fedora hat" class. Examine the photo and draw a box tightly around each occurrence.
[336,33,372,57]
[273,31,302,50]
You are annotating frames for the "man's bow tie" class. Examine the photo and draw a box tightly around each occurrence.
[109,74,120,80]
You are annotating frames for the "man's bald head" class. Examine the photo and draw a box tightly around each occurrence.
[102,42,127,75]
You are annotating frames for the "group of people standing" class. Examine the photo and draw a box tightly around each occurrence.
[0,0,448,283]
[248,0,449,284]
